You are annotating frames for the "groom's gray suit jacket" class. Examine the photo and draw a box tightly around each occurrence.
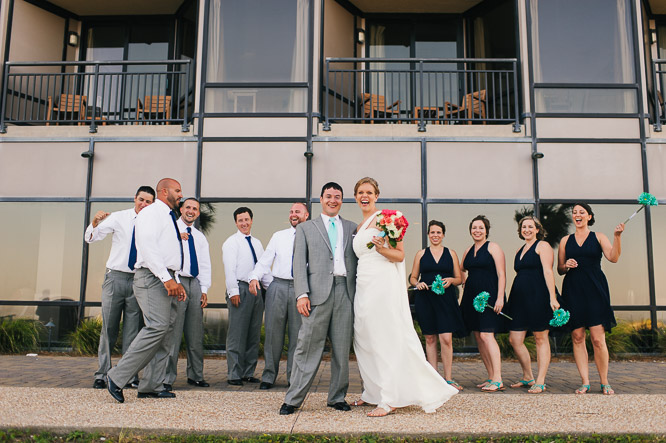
[292,216,357,304]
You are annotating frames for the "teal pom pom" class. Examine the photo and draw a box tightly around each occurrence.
[549,308,570,327]
[431,275,446,295]
[473,291,490,313]
[638,192,658,207]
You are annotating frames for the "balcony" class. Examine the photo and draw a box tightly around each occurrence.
[1,60,192,133]
[322,58,521,132]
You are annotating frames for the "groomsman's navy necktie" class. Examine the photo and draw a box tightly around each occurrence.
[127,227,137,270]
[187,227,199,278]
[170,210,184,270]
[245,236,258,264]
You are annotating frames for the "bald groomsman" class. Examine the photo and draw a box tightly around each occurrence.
[85,185,155,390]
[163,198,211,390]
[106,178,186,403]
[249,202,309,390]
[222,207,271,386]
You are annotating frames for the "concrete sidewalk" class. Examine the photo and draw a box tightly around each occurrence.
[0,354,665,437]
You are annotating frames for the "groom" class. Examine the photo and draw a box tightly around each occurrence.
[279,182,358,415]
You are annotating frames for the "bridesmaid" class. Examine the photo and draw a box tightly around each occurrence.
[409,220,466,390]
[460,215,507,392]
[557,203,624,395]
[505,216,559,394]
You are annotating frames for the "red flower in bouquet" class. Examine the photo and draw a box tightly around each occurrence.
[367,209,409,249]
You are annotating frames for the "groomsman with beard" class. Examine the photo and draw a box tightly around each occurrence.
[249,202,309,390]
[105,178,187,403]
[222,207,272,385]
[163,198,212,391]
[85,185,155,390]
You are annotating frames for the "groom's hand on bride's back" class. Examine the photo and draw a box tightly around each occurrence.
[297,297,311,317]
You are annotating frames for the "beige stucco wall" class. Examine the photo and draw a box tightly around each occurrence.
[536,118,640,139]
[10,1,64,63]
[645,143,666,199]
[203,117,307,138]
[0,142,88,197]
[201,142,307,198]
[427,142,533,199]
[90,141,198,198]
[311,141,421,198]
[537,143,643,199]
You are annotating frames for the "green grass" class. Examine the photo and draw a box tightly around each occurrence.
[0,318,43,353]
[1,430,665,442]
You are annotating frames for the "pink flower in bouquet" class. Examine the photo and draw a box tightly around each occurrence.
[367,209,409,249]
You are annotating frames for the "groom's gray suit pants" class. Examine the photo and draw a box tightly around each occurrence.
[284,276,353,407]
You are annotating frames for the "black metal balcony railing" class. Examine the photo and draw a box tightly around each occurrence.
[323,58,521,132]
[1,60,192,133]
[652,59,666,132]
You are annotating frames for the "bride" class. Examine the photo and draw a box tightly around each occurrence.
[352,177,458,417]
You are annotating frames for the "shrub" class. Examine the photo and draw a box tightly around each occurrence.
[68,317,103,355]
[0,318,43,353]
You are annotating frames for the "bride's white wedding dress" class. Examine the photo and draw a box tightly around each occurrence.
[353,212,458,413]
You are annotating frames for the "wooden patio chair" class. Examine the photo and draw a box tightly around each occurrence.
[444,90,487,125]
[361,93,400,123]
[46,94,87,125]
[136,95,172,124]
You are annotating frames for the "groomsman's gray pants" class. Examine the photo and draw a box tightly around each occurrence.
[164,276,204,385]
[94,269,142,381]
[108,268,178,393]
[284,277,352,407]
[261,277,301,385]
[226,281,264,380]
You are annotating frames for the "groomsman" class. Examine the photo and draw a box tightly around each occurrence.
[85,185,155,390]
[249,202,309,390]
[163,198,211,390]
[106,178,187,403]
[222,207,271,386]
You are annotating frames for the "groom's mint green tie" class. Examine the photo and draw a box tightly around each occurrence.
[328,218,337,256]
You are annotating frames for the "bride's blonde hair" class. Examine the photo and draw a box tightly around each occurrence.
[354,177,380,196]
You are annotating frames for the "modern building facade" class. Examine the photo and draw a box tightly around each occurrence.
[0,0,664,347]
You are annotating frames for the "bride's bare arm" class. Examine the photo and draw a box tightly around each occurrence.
[372,235,405,262]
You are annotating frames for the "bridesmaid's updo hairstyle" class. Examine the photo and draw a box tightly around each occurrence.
[517,216,546,241]
[469,215,491,237]
[573,202,595,226]
[428,220,446,235]
[354,177,380,196]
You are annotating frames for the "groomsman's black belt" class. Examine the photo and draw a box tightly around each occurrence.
[333,276,347,283]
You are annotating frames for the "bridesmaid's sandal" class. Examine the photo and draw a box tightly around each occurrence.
[528,383,547,394]
[481,381,505,392]
[575,384,591,394]
[510,379,535,389]
[367,407,396,417]
[446,380,464,391]
[601,384,615,395]
[352,399,367,406]
[476,379,492,388]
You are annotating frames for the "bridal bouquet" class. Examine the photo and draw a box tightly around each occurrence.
[473,291,513,320]
[367,209,409,249]
[549,308,570,327]
[623,192,658,224]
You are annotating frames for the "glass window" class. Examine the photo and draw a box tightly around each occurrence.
[0,202,84,307]
[530,0,636,113]
[206,0,309,83]
[530,0,635,84]
[204,88,307,113]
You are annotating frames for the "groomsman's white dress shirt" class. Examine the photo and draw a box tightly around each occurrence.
[222,231,271,297]
[84,208,138,273]
[249,226,295,282]
[134,199,183,282]
[177,218,212,293]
